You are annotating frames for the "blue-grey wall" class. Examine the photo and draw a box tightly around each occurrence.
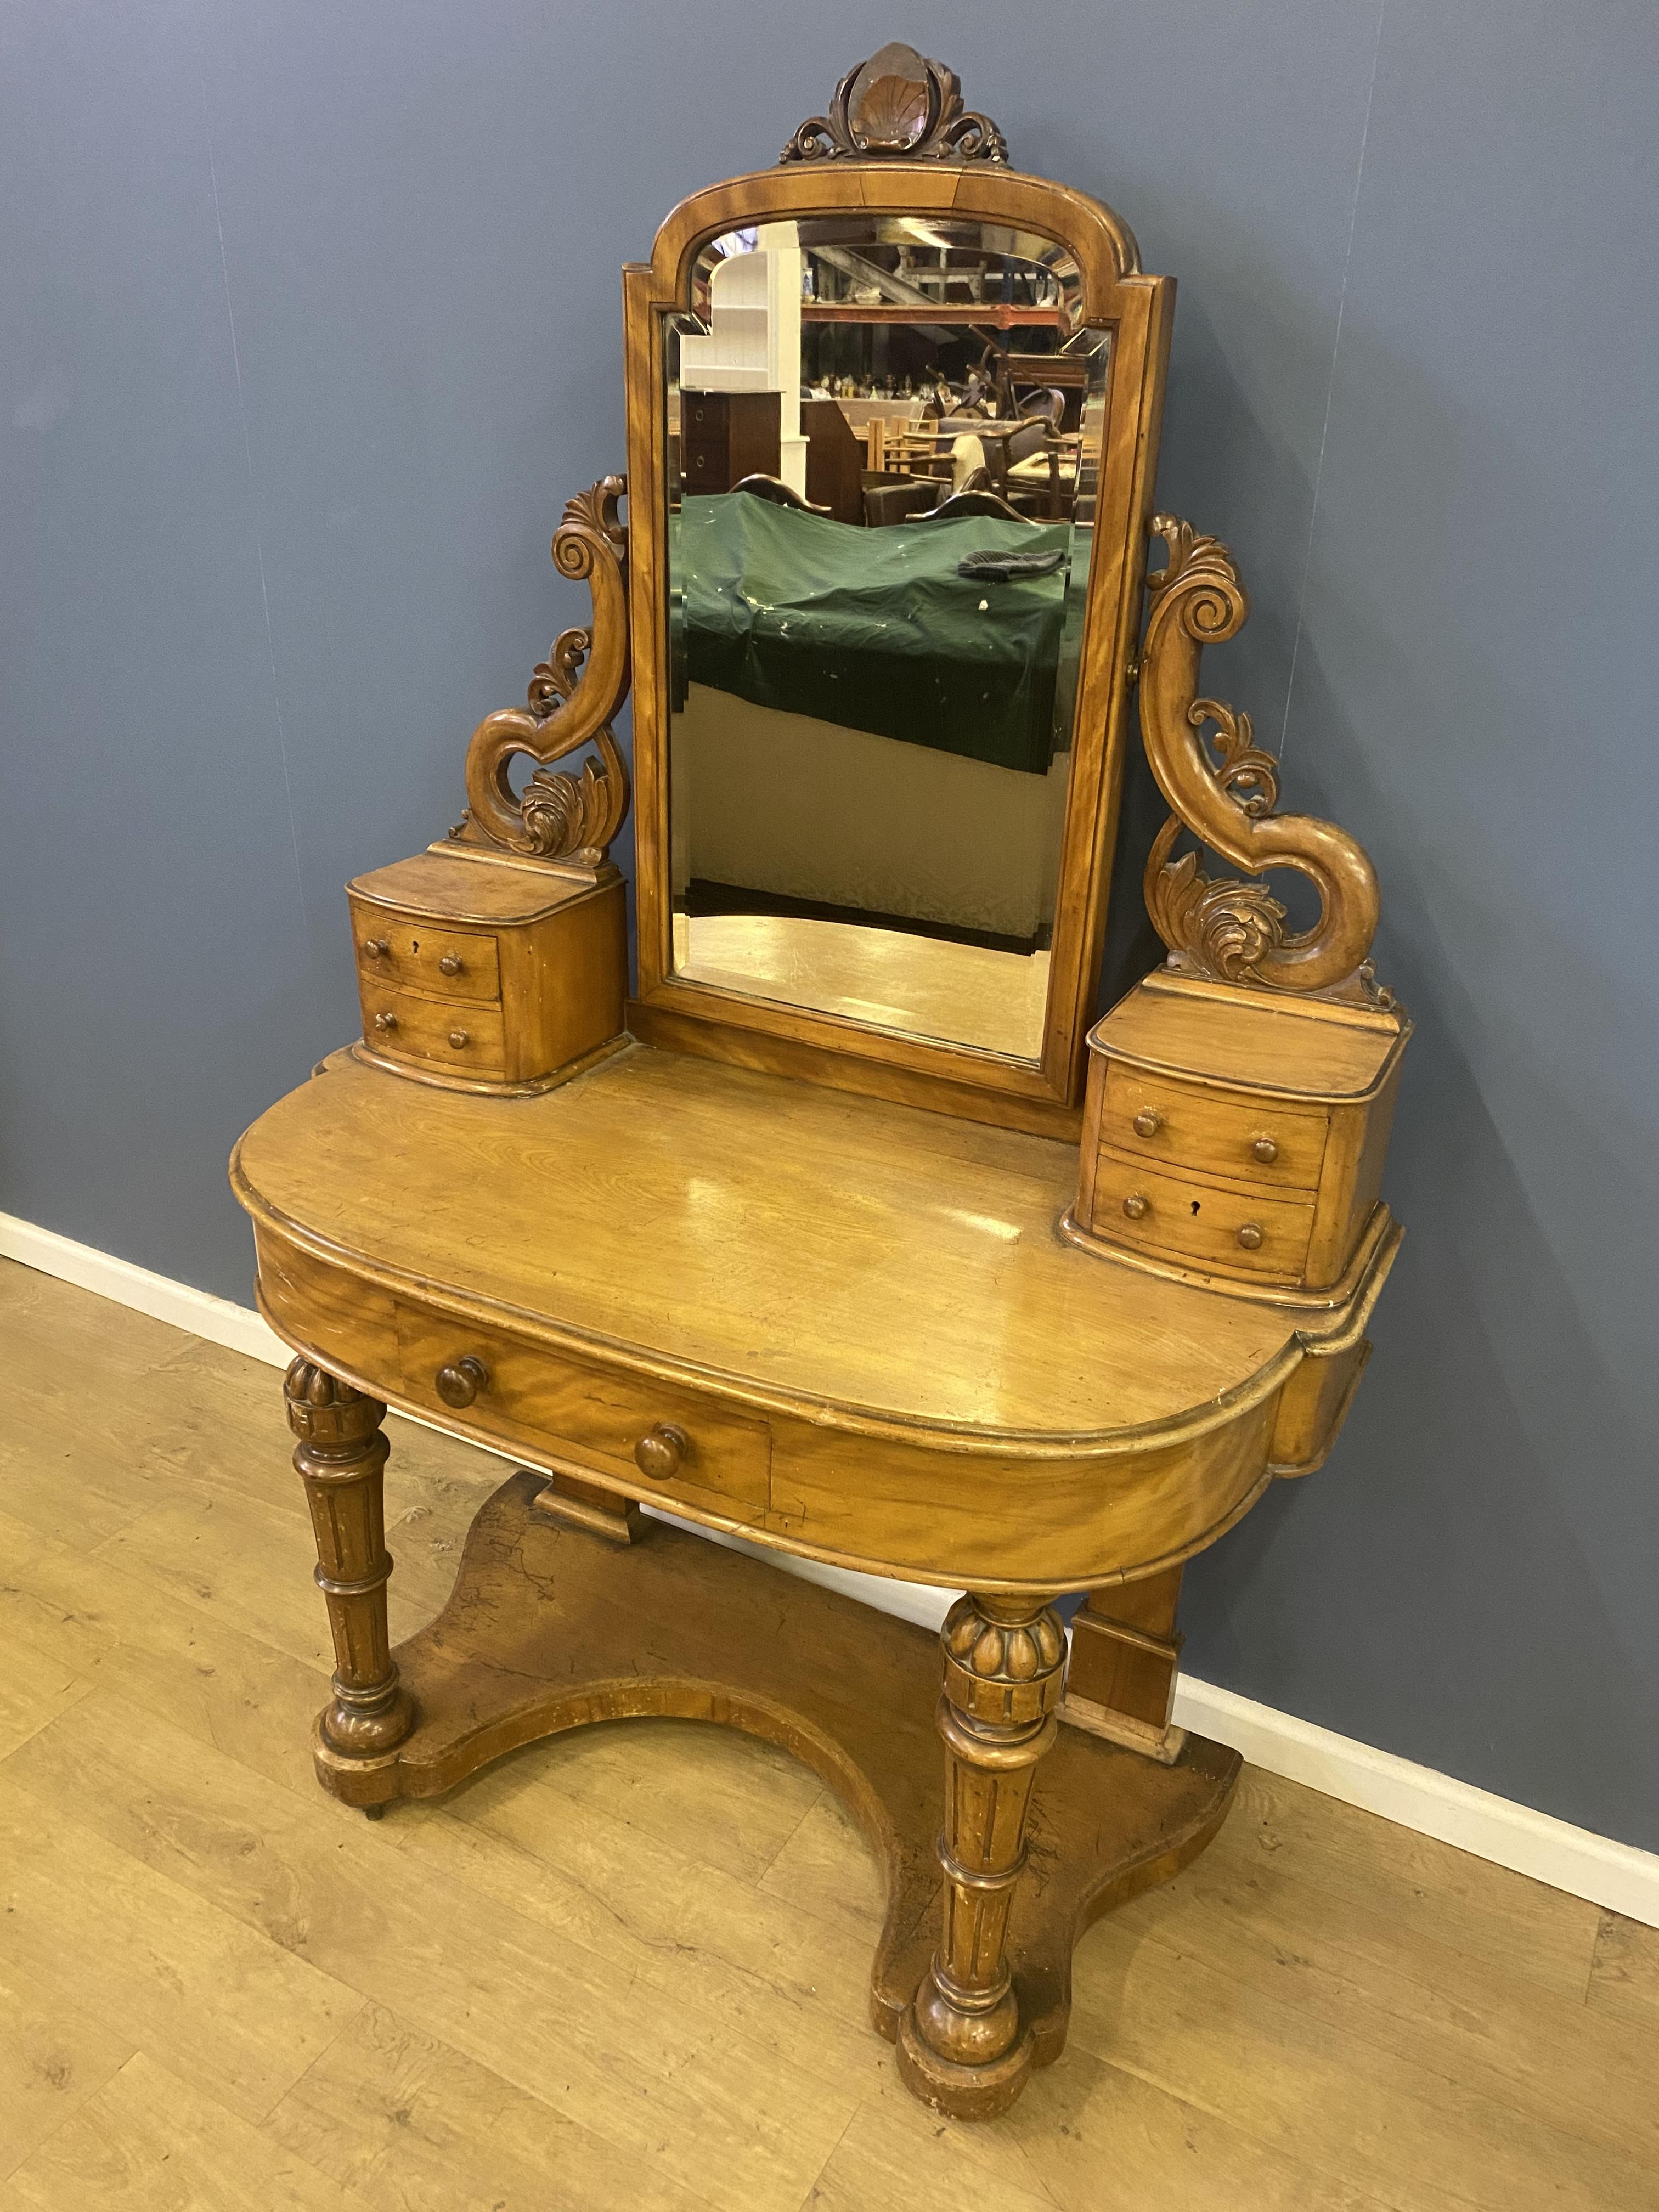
[4,2,1656,1851]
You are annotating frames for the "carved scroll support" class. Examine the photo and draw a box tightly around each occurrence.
[459,476,631,872]
[1138,516,1383,998]
[898,1592,1066,2119]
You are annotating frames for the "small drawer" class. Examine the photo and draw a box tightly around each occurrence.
[1092,1151,1316,1285]
[394,1305,770,1517]
[684,400,724,433]
[1101,1067,1327,1193]
[681,438,728,481]
[352,911,500,1004]
[359,986,507,1077]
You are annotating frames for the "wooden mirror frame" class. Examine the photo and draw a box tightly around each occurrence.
[621,160,1174,1139]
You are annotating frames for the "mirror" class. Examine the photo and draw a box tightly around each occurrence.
[663,217,1110,1062]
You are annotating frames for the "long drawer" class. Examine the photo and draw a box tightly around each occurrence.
[1099,1065,1328,1193]
[1091,1150,1316,1286]
[394,1303,771,1517]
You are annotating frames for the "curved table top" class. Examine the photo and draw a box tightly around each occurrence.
[233,1043,1328,1452]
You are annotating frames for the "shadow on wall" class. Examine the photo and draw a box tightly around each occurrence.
[1177,307,1659,1852]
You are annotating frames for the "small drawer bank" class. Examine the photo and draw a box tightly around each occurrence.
[348,848,625,1094]
[1073,972,1410,1298]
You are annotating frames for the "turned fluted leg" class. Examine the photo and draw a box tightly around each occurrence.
[898,1592,1066,2119]
[284,1358,413,1785]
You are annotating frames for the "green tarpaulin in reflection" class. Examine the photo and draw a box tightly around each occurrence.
[675,493,1075,775]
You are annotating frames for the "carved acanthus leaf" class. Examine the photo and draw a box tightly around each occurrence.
[1137,514,1384,998]
[781,44,1007,165]
[459,475,631,871]
[1143,817,1289,984]
[527,626,589,718]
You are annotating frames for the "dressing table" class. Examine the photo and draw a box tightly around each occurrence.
[231,46,1408,2124]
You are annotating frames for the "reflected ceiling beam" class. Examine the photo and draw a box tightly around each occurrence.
[812,246,940,307]
[810,246,960,345]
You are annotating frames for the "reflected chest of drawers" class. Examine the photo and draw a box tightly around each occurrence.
[678,390,781,493]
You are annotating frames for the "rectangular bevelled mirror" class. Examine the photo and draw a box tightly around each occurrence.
[624,94,1172,1135]
[665,220,1108,1062]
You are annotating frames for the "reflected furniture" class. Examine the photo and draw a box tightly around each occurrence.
[232,44,1408,2125]
[679,390,780,494]
[800,396,866,521]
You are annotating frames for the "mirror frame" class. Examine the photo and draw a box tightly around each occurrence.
[623,159,1172,1138]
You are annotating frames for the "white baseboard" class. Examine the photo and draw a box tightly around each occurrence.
[0,1211,291,1369]
[3,1205,1655,1929]
[1167,1677,1659,1927]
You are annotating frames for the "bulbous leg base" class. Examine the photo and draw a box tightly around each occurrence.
[321,1682,415,1757]
[896,2002,1035,2119]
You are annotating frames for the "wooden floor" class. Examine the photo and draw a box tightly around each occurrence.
[0,1260,1655,2211]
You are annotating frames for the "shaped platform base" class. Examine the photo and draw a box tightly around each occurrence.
[315,1471,1240,2111]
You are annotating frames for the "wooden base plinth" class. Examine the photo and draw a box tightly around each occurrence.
[315,1472,1240,2112]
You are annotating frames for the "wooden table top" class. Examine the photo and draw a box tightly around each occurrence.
[233,1043,1310,1448]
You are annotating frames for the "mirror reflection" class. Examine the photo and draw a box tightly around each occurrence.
[666,218,1108,1059]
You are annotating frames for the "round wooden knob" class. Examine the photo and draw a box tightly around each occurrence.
[1236,1222,1264,1251]
[435,1355,489,1409]
[1251,1136,1278,1164]
[439,953,464,977]
[634,1423,689,1481]
[362,937,390,958]
[448,1030,469,1050]
[1132,1109,1161,1138]
[373,1011,398,1032]
[1122,1193,1149,1221]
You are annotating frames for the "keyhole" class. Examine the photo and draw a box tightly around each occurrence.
[1190,1200,1201,1215]
[410,939,420,952]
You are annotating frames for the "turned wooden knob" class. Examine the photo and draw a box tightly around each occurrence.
[362,936,390,958]
[1122,1193,1149,1221]
[1251,1136,1278,1164]
[1132,1109,1161,1138]
[634,1423,689,1481]
[373,1011,398,1032]
[1236,1222,1264,1250]
[439,953,464,977]
[448,1029,469,1050]
[435,1354,489,1408]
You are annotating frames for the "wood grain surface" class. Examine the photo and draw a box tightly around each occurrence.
[234,1045,1310,1440]
[232,1043,1395,1589]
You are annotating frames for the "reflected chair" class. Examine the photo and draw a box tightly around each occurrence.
[732,473,831,514]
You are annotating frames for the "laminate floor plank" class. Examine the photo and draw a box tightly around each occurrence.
[1107,1815,1659,2169]
[462,1712,830,1889]
[264,1999,724,2212]
[807,2064,1396,2212]
[1066,1922,1655,2212]
[0,2050,375,2211]
[0,1637,91,1762]
[2,1692,861,2212]
[2,1260,1654,2212]
[1210,1767,1604,2004]
[0,1513,330,1803]
[756,1788,887,1941]
[1588,1909,1659,2030]
[0,1965,134,2184]
[0,1780,364,2126]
